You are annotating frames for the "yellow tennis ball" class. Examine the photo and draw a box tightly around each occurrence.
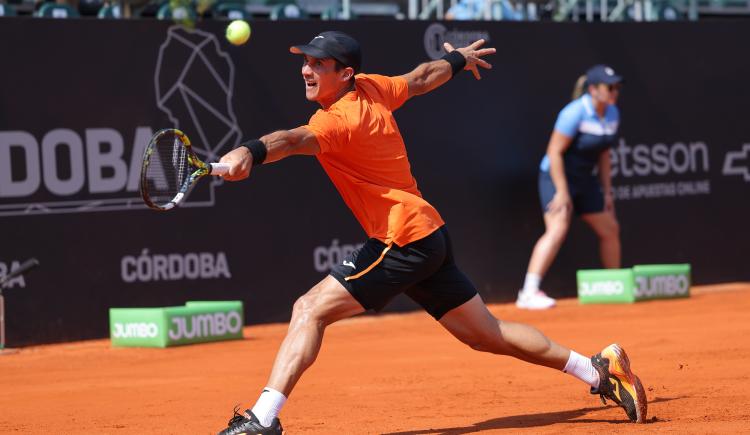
[226,20,251,46]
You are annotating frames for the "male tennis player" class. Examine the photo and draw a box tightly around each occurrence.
[216,31,647,434]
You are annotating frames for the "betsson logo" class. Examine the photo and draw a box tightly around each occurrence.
[610,138,709,178]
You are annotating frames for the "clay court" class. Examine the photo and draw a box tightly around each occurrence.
[1,283,748,434]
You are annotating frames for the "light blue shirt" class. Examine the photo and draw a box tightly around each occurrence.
[540,93,619,176]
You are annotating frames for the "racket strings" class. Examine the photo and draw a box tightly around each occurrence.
[173,136,187,187]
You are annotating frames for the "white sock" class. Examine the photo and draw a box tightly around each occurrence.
[521,273,542,295]
[250,387,287,427]
[563,351,600,388]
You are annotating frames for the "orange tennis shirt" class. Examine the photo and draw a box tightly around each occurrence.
[304,73,444,247]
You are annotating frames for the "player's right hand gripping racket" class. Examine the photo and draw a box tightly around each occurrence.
[140,128,230,211]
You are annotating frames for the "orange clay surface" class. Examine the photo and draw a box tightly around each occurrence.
[1,283,749,434]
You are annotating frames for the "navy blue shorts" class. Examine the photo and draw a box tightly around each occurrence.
[538,171,604,216]
[329,226,477,320]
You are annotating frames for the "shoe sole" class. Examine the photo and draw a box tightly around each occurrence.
[515,303,555,310]
[603,344,648,423]
[515,300,556,310]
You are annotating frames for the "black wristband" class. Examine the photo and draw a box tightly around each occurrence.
[441,51,466,77]
[236,139,266,166]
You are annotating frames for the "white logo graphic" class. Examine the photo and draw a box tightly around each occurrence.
[579,280,625,296]
[343,261,356,269]
[0,260,30,289]
[155,26,242,164]
[112,322,159,339]
[605,67,615,76]
[0,127,154,215]
[423,23,490,60]
[610,138,713,201]
[168,311,242,340]
[121,249,232,283]
[0,27,241,217]
[722,143,750,182]
[610,138,709,178]
[635,275,689,298]
[313,239,364,273]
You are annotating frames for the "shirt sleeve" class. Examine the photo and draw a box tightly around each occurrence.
[361,74,410,111]
[553,101,583,137]
[304,109,349,154]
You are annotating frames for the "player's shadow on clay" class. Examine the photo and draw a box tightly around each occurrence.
[382,397,676,434]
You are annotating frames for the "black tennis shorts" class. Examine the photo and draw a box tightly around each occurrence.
[539,171,604,216]
[329,226,478,320]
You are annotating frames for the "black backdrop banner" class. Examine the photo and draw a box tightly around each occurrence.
[1,20,748,345]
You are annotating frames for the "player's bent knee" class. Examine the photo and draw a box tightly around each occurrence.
[291,292,322,323]
[291,285,348,326]
[290,295,308,319]
[469,339,510,355]
[460,331,506,354]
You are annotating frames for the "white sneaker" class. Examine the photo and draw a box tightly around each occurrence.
[516,290,556,310]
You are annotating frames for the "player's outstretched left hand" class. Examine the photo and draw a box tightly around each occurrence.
[443,39,496,80]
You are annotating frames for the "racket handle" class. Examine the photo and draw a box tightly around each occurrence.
[210,162,231,176]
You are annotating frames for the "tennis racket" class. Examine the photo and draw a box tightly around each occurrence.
[140,128,230,211]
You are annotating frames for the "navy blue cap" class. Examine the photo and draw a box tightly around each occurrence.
[290,31,362,73]
[586,64,623,85]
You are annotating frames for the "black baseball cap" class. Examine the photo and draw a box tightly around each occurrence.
[586,64,623,85]
[290,31,362,73]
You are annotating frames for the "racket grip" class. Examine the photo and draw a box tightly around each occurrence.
[210,163,231,176]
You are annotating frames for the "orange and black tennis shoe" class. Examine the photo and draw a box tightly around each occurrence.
[590,343,648,423]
